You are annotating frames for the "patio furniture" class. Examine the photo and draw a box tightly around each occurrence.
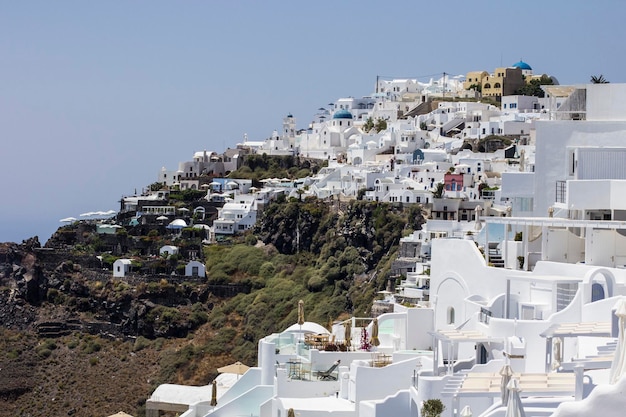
[315,360,341,381]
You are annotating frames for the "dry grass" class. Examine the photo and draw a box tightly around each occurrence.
[0,328,182,417]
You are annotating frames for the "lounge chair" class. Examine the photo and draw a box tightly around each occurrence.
[315,360,341,381]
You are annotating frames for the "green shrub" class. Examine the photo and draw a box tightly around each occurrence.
[37,348,52,358]
[133,336,151,352]
[421,399,445,417]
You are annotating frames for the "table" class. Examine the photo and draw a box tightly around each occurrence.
[286,358,302,379]
[372,353,392,367]
[305,334,330,350]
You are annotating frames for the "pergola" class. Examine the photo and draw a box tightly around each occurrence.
[540,321,613,374]
[430,329,499,375]
[441,371,576,416]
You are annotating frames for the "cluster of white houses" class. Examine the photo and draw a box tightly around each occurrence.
[139,67,626,417]
[124,61,554,245]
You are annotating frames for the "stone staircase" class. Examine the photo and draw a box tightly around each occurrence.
[489,252,505,268]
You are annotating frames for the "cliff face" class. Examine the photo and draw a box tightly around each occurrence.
[0,238,46,329]
[0,235,213,339]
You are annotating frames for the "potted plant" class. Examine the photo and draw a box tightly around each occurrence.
[421,399,445,417]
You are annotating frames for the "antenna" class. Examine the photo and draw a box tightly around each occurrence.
[442,72,446,99]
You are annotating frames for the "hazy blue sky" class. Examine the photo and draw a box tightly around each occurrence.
[1,1,624,244]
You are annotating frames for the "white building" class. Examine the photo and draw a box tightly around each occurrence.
[112,259,131,278]
[213,201,258,235]
[185,260,206,278]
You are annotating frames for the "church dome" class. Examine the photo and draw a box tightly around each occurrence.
[512,60,532,70]
[333,109,353,119]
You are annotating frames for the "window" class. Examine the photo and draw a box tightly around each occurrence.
[192,266,199,277]
[592,283,605,302]
[447,307,455,324]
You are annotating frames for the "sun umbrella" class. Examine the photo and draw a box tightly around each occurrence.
[474,205,483,231]
[505,378,526,417]
[370,318,380,347]
[552,337,562,370]
[610,298,626,383]
[217,361,249,376]
[287,408,295,417]
[500,364,514,405]
[210,380,217,406]
[460,405,473,417]
[344,321,352,348]
[297,300,305,326]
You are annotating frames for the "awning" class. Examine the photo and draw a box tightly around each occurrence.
[540,322,612,338]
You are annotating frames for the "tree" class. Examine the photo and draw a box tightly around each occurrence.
[362,117,374,133]
[515,74,553,97]
[432,182,445,199]
[374,118,388,132]
[421,399,445,417]
[466,83,482,93]
[590,74,609,84]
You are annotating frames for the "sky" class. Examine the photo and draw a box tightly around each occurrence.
[1,0,625,244]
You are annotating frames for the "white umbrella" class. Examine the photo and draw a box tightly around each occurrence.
[610,298,626,383]
[460,405,473,417]
[552,337,562,370]
[474,205,483,231]
[370,318,380,347]
[505,378,526,417]
[500,364,514,404]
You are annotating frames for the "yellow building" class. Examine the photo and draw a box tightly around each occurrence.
[463,71,489,90]
[464,65,526,100]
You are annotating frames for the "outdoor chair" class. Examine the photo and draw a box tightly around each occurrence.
[315,360,341,380]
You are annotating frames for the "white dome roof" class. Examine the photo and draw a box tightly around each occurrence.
[283,321,330,335]
[167,219,188,228]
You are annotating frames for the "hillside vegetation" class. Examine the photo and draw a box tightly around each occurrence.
[0,161,427,416]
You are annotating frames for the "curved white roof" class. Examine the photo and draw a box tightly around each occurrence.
[283,321,330,335]
[167,219,188,228]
